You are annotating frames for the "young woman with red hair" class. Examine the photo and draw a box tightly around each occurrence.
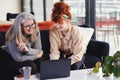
[49,1,85,70]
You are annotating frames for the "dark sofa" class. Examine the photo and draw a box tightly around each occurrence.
[0,30,109,80]
[40,30,110,68]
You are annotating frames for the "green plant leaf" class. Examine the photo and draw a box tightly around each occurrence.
[102,63,113,76]
[102,51,120,78]
[113,66,120,77]
[104,56,113,64]
[113,51,120,61]
[102,64,110,76]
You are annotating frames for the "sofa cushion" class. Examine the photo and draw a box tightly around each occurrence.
[0,32,6,46]
[86,39,109,63]
[40,30,50,60]
[84,54,102,68]
[78,27,94,53]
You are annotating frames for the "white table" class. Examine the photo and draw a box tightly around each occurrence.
[47,68,120,80]
[14,75,39,80]
[47,69,87,80]
[14,68,101,80]
[47,68,103,80]
[14,68,120,80]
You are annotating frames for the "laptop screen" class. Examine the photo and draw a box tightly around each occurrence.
[40,59,71,80]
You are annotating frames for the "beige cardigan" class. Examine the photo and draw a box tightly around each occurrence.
[49,24,85,64]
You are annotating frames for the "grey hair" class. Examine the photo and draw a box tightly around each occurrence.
[5,12,39,44]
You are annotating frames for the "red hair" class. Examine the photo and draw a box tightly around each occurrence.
[51,1,72,24]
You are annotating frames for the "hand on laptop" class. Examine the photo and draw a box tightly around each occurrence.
[37,50,43,58]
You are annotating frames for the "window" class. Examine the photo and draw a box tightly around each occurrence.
[64,0,85,25]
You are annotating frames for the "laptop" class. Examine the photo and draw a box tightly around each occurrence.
[40,59,71,80]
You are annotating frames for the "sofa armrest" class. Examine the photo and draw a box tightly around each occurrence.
[0,32,6,46]
[86,39,110,63]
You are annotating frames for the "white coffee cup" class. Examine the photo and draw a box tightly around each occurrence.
[19,66,32,79]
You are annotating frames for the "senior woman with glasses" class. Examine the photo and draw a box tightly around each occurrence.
[2,12,43,77]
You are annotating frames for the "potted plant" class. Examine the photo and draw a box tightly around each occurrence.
[102,51,120,78]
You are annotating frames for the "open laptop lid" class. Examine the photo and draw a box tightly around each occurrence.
[40,59,71,80]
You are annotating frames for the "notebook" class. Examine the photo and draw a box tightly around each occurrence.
[40,59,71,80]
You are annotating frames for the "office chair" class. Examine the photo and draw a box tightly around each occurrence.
[6,12,34,21]
[6,13,18,21]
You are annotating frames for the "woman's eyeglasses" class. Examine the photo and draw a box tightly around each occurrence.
[23,23,35,30]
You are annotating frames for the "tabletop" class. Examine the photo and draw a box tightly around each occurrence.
[14,68,120,80]
[47,68,103,80]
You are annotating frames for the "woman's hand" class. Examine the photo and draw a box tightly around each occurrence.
[37,50,43,58]
[18,43,29,52]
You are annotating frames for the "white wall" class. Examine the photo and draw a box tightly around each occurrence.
[46,0,54,20]
[46,0,60,20]
[0,0,21,20]
[0,0,60,21]
[33,0,43,21]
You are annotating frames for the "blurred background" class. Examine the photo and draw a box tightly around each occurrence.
[0,0,120,55]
